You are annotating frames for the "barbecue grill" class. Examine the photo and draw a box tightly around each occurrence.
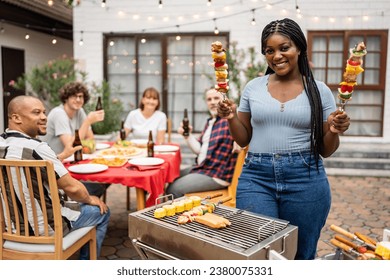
[128,201,298,260]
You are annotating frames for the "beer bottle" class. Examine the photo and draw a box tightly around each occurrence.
[182,108,190,137]
[95,96,103,111]
[73,129,83,162]
[147,130,154,157]
[120,120,126,141]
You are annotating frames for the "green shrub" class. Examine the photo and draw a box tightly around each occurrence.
[84,81,124,135]
[13,55,87,108]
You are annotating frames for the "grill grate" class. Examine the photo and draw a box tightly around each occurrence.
[141,206,289,251]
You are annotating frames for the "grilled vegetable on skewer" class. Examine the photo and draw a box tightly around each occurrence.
[177,196,232,225]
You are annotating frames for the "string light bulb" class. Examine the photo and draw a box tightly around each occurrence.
[101,0,106,8]
[213,18,219,35]
[207,0,212,7]
[25,24,30,40]
[79,31,84,46]
[295,0,300,13]
[159,0,163,8]
[251,9,256,25]
[48,0,53,6]
[51,28,57,44]
[0,20,4,33]
[175,25,181,41]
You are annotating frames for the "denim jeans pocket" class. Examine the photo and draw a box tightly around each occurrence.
[244,154,256,167]
[299,152,323,169]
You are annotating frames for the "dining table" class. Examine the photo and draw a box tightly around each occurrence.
[63,142,182,210]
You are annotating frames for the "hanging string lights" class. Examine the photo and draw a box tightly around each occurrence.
[2,0,386,41]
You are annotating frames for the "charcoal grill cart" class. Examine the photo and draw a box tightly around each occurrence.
[128,202,298,260]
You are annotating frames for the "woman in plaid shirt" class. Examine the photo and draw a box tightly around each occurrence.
[166,88,238,198]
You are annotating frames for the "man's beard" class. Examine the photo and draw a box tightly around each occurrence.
[37,128,47,136]
[209,108,218,117]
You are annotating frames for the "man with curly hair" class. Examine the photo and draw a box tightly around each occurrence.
[41,82,108,197]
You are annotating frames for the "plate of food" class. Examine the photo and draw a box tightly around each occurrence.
[154,145,179,153]
[95,143,111,150]
[68,163,108,174]
[114,140,133,148]
[98,147,143,158]
[128,157,165,166]
[91,157,128,167]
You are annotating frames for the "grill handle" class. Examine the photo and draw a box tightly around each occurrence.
[132,239,180,260]
[155,194,174,207]
[265,234,288,260]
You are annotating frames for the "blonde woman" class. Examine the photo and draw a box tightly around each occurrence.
[123,87,167,144]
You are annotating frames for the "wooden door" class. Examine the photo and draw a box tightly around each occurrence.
[2,47,25,128]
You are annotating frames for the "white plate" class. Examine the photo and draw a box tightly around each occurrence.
[68,163,108,174]
[128,157,165,166]
[154,145,179,152]
[63,154,94,163]
[95,143,111,150]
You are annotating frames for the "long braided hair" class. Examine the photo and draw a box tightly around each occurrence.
[261,18,324,168]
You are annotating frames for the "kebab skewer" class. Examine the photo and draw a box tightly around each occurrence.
[338,42,367,111]
[211,41,229,100]
[177,196,232,225]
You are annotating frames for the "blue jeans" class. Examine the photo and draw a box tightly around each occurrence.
[237,151,331,260]
[70,204,111,259]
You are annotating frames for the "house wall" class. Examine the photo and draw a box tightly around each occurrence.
[0,22,73,131]
[72,0,390,143]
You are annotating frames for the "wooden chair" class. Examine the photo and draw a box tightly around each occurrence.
[0,159,97,260]
[185,146,248,207]
[167,117,172,143]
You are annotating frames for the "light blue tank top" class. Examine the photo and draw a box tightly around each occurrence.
[238,75,336,153]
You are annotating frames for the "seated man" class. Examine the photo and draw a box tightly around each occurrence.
[166,88,238,198]
[40,81,108,197]
[0,95,110,259]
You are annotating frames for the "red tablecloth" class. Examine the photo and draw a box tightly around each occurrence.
[64,145,181,208]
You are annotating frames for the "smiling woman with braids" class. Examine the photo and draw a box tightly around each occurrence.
[217,18,350,259]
